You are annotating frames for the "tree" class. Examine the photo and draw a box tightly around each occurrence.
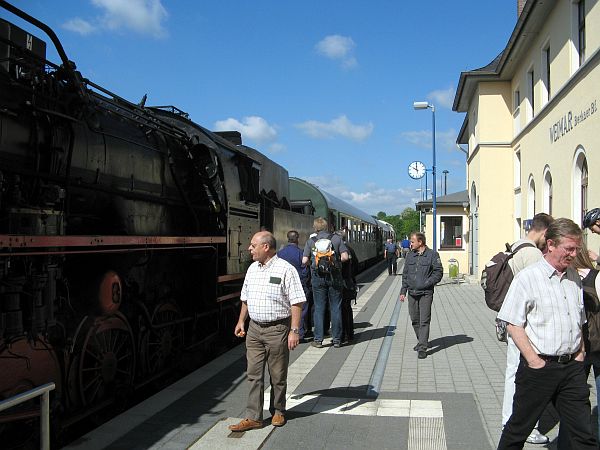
[376,208,420,240]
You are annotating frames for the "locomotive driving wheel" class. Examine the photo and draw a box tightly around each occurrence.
[144,302,183,375]
[78,313,135,406]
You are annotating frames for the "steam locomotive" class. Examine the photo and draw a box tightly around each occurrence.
[0,1,391,445]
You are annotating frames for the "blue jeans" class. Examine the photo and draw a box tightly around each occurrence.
[311,273,342,343]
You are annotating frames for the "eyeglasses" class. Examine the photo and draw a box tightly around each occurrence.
[558,245,582,255]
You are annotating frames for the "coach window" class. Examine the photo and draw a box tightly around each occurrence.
[440,216,463,249]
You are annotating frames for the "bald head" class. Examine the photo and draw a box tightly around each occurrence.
[249,231,276,264]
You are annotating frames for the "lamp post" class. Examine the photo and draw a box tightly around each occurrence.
[413,101,436,251]
[442,169,449,195]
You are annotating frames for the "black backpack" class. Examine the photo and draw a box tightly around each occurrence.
[481,242,536,312]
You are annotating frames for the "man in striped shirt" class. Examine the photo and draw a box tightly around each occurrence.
[229,231,306,432]
[497,218,596,449]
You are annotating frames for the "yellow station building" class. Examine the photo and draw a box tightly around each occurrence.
[452,0,600,277]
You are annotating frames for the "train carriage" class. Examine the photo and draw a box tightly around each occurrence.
[0,2,385,446]
[289,177,387,270]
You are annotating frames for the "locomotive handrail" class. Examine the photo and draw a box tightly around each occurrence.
[0,382,55,450]
[0,235,226,249]
[0,0,88,101]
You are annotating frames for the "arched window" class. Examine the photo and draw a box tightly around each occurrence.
[528,176,536,219]
[573,147,587,225]
[543,167,553,215]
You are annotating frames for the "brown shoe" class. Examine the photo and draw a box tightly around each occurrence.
[228,418,263,432]
[271,413,286,427]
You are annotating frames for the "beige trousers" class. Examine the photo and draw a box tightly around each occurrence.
[245,318,290,420]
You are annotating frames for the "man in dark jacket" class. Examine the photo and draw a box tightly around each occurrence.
[278,230,310,340]
[399,232,443,359]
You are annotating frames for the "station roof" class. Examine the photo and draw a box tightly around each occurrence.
[416,190,469,210]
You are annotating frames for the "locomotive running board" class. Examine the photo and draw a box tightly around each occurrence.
[0,235,226,256]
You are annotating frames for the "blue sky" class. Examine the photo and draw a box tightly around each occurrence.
[2,1,517,215]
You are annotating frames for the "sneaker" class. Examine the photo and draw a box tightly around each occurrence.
[526,429,549,444]
[418,351,427,359]
[311,341,323,349]
[333,342,341,348]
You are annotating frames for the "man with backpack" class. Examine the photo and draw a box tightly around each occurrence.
[496,213,554,444]
[302,217,349,348]
[497,218,596,449]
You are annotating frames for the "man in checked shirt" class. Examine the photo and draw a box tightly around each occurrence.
[497,218,596,449]
[229,231,306,432]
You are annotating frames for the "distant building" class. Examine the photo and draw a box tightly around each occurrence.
[417,190,469,276]
[453,0,599,277]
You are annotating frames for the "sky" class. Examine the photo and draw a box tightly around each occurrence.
[1,1,518,216]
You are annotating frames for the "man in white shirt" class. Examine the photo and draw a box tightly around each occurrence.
[501,213,553,445]
[229,231,306,432]
[497,218,596,449]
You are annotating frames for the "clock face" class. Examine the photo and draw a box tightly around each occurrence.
[408,161,426,179]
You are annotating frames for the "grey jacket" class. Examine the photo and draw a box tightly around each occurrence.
[401,247,443,296]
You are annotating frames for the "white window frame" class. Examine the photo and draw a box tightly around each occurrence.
[572,147,587,225]
[542,166,553,215]
[526,66,535,122]
[527,175,536,220]
[541,40,551,106]
[513,88,521,135]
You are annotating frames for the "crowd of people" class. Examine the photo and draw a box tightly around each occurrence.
[227,208,600,449]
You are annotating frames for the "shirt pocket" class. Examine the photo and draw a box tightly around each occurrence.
[264,281,283,302]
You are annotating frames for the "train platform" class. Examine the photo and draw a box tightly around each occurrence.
[64,262,597,450]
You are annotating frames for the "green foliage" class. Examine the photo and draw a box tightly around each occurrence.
[377,208,420,239]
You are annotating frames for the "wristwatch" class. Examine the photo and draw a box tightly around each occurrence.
[290,328,299,334]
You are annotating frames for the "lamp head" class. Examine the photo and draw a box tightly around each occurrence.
[413,101,430,110]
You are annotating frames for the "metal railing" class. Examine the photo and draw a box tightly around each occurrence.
[0,382,55,450]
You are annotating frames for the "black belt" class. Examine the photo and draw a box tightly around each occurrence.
[538,353,577,363]
[253,317,290,327]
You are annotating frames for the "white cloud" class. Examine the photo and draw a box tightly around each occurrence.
[214,116,277,144]
[296,115,373,141]
[93,0,168,37]
[62,18,96,35]
[64,0,168,38]
[402,128,457,152]
[268,142,286,153]
[315,35,358,69]
[302,176,418,216]
[427,85,455,109]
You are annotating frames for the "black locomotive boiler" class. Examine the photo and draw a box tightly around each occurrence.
[0,1,391,446]
[0,1,319,443]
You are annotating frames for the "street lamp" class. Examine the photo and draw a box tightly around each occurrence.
[413,101,437,251]
[442,170,449,195]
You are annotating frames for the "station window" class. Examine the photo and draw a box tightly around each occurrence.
[513,89,521,135]
[579,0,586,66]
[543,168,553,215]
[527,69,535,119]
[542,44,551,105]
[440,216,463,249]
